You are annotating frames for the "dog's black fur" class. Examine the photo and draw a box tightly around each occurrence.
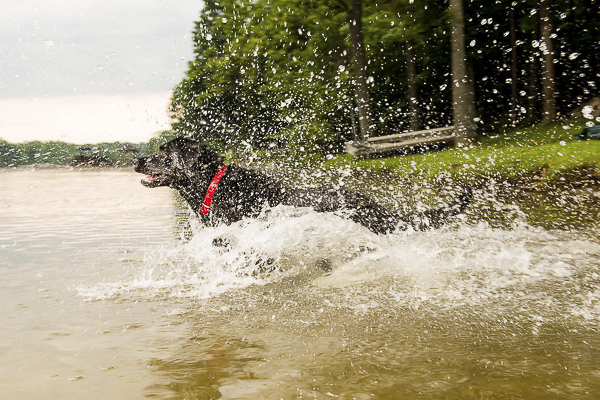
[134,137,471,234]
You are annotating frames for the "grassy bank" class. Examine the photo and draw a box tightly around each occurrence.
[324,118,600,185]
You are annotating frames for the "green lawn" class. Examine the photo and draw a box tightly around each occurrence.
[324,118,600,185]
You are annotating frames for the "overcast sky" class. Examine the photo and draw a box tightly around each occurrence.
[0,0,202,144]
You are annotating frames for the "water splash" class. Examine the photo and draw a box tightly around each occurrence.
[77,205,381,300]
[77,202,600,328]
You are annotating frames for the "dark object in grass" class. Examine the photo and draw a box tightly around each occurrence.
[574,124,600,141]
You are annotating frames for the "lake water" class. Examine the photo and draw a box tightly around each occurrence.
[1,168,600,399]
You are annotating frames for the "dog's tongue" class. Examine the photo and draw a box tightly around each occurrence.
[142,176,155,184]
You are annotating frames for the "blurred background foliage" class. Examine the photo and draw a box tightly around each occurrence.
[170,0,599,155]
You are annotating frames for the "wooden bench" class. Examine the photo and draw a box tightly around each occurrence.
[345,126,456,157]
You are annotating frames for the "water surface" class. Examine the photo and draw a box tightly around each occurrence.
[1,168,600,399]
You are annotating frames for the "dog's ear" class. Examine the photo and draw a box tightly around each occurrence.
[175,137,225,171]
[175,138,203,165]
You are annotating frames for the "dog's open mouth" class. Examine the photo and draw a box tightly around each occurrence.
[141,174,167,188]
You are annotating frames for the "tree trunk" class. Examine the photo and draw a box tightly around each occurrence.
[539,0,556,124]
[449,0,476,145]
[406,41,420,131]
[527,13,540,121]
[510,8,519,124]
[348,0,373,140]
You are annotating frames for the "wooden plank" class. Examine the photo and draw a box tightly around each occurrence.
[366,126,454,143]
[367,134,455,151]
[345,141,368,156]
[346,126,455,157]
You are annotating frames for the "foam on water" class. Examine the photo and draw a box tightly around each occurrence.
[77,204,600,326]
[77,206,379,300]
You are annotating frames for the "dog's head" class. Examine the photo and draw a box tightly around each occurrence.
[133,137,225,188]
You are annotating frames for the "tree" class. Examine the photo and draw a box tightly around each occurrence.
[539,0,556,124]
[346,0,374,140]
[399,0,421,131]
[171,0,355,151]
[363,0,450,134]
[509,8,519,124]
[405,40,419,131]
[449,0,477,144]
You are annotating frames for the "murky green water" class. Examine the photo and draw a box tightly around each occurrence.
[1,168,600,399]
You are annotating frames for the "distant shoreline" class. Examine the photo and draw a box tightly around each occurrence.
[0,164,136,172]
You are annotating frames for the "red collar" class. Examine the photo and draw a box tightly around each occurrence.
[200,164,227,215]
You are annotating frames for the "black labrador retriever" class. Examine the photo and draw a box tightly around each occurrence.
[134,137,471,235]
